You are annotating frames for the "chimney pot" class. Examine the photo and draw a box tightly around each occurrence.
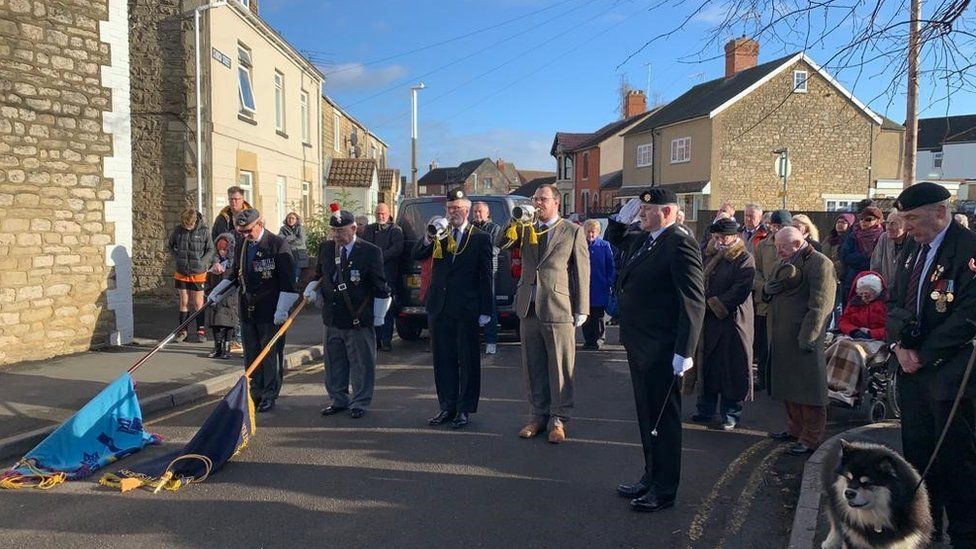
[624,90,647,118]
[724,37,759,78]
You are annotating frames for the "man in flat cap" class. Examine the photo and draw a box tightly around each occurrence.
[208,208,298,412]
[413,189,493,429]
[307,206,390,419]
[887,182,976,545]
[499,183,589,443]
[605,187,705,512]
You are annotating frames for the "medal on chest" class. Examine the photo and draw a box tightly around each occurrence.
[930,278,954,313]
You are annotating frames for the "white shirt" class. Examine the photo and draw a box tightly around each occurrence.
[248,227,266,244]
[340,235,356,258]
[913,222,951,313]
[537,216,559,229]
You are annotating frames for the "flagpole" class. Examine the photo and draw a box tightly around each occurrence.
[244,278,322,378]
[127,304,214,374]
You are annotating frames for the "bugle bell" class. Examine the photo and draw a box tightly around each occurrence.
[426,216,450,239]
[511,204,537,223]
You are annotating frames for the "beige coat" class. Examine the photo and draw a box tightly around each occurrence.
[752,232,779,316]
[503,219,590,323]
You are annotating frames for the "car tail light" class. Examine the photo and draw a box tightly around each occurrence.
[510,247,522,279]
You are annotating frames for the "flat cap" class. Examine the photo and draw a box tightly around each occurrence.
[859,205,884,221]
[709,217,739,235]
[639,187,678,205]
[234,208,260,227]
[770,209,792,225]
[895,182,951,211]
[446,188,466,201]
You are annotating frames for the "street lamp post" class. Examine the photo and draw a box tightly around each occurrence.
[193,0,227,217]
[772,148,790,209]
[410,83,425,198]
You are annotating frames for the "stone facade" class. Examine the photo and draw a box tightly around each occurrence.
[0,0,134,365]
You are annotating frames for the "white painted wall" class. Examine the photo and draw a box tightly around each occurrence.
[917,143,976,181]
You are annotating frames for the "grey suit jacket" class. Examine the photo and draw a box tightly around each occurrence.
[500,219,590,323]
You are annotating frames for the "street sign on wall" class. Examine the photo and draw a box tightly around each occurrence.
[775,156,792,178]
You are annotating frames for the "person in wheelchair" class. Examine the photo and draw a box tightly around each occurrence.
[825,271,887,405]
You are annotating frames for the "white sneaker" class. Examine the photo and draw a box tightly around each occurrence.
[485,343,497,355]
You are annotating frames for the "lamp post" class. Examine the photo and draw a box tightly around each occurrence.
[410,82,425,198]
[193,0,228,217]
[772,148,790,209]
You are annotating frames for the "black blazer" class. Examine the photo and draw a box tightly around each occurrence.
[315,238,389,329]
[606,219,706,364]
[887,221,976,400]
[412,225,493,321]
[227,230,296,324]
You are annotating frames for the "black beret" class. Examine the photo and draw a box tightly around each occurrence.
[446,188,466,201]
[639,187,678,205]
[234,209,260,227]
[709,218,739,235]
[894,182,951,211]
[770,209,792,225]
[329,210,355,228]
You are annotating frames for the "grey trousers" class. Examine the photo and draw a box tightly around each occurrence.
[520,307,576,425]
[324,325,377,410]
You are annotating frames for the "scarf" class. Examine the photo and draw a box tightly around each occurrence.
[854,223,883,255]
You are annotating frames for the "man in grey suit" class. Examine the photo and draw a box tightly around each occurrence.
[499,184,590,444]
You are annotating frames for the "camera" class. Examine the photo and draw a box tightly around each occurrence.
[511,205,537,223]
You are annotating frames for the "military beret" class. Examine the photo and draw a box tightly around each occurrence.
[327,203,355,228]
[639,187,678,205]
[859,205,884,221]
[709,217,739,235]
[234,208,260,227]
[446,188,466,201]
[770,209,792,225]
[895,182,951,211]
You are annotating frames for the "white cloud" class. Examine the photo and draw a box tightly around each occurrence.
[323,63,408,92]
[691,4,731,25]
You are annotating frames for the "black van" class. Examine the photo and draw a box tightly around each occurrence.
[394,194,533,340]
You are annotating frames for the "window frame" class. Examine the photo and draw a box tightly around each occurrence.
[237,170,254,204]
[276,175,287,223]
[636,143,653,167]
[237,45,256,116]
[933,151,944,169]
[670,137,691,164]
[273,70,286,133]
[300,90,309,143]
[581,152,589,180]
[482,177,492,190]
[793,70,808,93]
[825,199,855,212]
[333,113,341,152]
[563,156,574,180]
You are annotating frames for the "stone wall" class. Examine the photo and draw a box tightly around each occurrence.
[0,0,133,365]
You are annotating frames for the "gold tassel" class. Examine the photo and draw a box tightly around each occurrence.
[446,232,457,254]
[526,223,538,245]
[433,238,443,259]
[505,222,518,242]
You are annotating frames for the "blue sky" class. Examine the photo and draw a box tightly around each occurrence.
[261,0,976,175]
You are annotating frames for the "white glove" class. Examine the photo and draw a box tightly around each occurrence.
[374,316,385,327]
[672,354,693,376]
[206,279,233,304]
[274,291,300,325]
[574,314,587,327]
[478,315,491,327]
[615,198,641,225]
[303,280,320,300]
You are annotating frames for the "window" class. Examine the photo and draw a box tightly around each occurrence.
[274,71,285,132]
[825,199,855,211]
[563,156,574,180]
[301,181,310,218]
[333,113,341,152]
[793,70,808,93]
[240,0,249,6]
[636,143,653,167]
[933,151,944,169]
[276,176,286,223]
[679,194,702,222]
[237,45,256,115]
[562,193,571,215]
[237,171,254,203]
[300,90,309,143]
[581,190,590,214]
[582,152,589,179]
[483,177,492,190]
[670,137,691,163]
[370,144,377,160]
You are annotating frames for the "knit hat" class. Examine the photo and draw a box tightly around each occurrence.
[770,209,792,225]
[856,273,883,296]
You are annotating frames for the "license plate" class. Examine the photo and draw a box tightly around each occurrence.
[406,274,421,288]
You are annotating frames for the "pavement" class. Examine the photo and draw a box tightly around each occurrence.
[0,299,326,462]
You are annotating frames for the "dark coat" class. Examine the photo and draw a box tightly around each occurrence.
[168,214,214,275]
[886,221,976,400]
[699,238,755,401]
[412,224,493,320]
[765,245,836,406]
[211,202,253,241]
[587,238,616,308]
[314,237,389,329]
[206,233,239,327]
[225,229,296,324]
[363,221,405,285]
[279,221,309,269]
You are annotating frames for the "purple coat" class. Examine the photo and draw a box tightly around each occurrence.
[588,238,616,308]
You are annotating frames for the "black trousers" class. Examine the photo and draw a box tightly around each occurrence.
[899,371,976,544]
[626,348,681,498]
[581,306,606,346]
[753,314,768,384]
[242,322,286,402]
[429,314,481,413]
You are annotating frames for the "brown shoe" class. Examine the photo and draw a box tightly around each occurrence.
[548,424,566,444]
[518,421,546,439]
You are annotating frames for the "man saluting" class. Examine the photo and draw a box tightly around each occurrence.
[605,188,705,512]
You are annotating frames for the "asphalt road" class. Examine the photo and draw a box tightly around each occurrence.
[0,335,818,548]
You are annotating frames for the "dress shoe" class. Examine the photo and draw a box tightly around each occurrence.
[257,399,275,413]
[379,340,392,352]
[485,343,497,355]
[786,442,813,456]
[349,408,366,419]
[631,493,675,512]
[518,420,546,439]
[547,424,566,444]
[690,413,714,423]
[616,481,649,499]
[722,418,737,431]
[451,412,469,429]
[428,410,454,426]
[768,431,797,441]
[320,405,348,416]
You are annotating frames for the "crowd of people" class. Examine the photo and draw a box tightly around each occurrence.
[166,182,976,542]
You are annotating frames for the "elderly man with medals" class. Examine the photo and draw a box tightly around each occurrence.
[306,206,391,419]
[412,189,493,429]
[207,208,298,413]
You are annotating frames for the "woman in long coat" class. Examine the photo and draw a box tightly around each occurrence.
[689,218,755,431]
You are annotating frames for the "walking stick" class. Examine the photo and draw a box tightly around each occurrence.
[127,303,215,374]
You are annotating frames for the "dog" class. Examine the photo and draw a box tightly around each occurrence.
[821,440,933,549]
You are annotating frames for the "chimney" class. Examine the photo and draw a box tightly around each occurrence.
[724,37,759,78]
[428,161,437,173]
[624,90,647,118]
[496,158,506,172]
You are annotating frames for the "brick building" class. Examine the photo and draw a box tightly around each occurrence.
[417,157,511,197]
[0,0,134,365]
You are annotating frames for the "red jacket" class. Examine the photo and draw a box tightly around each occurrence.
[838,270,887,340]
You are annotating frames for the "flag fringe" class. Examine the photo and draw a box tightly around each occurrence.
[0,460,67,490]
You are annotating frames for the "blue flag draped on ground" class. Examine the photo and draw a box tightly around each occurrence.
[0,373,160,490]
[99,375,256,492]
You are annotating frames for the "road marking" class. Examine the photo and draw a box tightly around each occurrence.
[714,445,787,549]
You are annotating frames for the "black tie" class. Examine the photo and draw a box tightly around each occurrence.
[904,243,930,314]
[335,246,348,283]
[628,233,654,266]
